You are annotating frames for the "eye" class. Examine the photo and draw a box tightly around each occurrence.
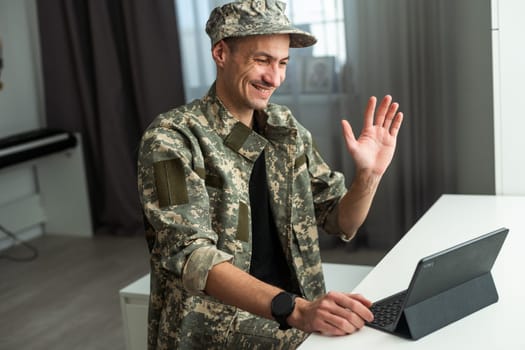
[255,58,269,64]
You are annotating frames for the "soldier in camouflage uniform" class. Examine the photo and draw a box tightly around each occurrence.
[137,0,404,349]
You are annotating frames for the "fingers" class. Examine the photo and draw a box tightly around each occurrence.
[346,94,403,138]
[312,292,374,336]
[346,293,374,309]
[363,96,377,128]
[373,95,392,127]
[337,293,374,323]
[320,309,364,335]
[382,101,399,129]
[340,119,355,141]
[340,119,357,154]
[390,111,404,137]
[365,95,403,135]
[383,101,404,138]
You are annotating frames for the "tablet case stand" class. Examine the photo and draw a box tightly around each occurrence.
[394,272,498,340]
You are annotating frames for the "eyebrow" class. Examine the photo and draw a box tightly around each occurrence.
[252,51,290,62]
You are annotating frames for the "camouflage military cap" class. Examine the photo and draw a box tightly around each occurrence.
[205,0,317,48]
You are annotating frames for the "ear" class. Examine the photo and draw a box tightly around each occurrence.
[211,40,228,68]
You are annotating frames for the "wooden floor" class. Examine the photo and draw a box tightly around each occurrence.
[0,233,384,350]
[0,234,150,350]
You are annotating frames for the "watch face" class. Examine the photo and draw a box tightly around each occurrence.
[272,292,294,317]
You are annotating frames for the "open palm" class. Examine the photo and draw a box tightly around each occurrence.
[342,95,404,176]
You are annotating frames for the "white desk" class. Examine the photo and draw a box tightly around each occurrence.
[299,194,525,349]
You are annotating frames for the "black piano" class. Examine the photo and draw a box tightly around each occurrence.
[0,129,77,169]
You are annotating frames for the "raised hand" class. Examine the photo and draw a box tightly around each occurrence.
[341,95,403,176]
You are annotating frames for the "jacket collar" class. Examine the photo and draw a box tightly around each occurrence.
[203,83,297,162]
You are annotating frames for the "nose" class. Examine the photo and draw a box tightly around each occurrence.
[262,63,284,88]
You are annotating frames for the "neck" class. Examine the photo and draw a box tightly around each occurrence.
[215,81,254,128]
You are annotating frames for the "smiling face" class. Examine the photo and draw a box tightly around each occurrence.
[213,34,290,124]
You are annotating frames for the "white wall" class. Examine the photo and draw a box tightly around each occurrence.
[0,0,45,246]
[492,0,525,195]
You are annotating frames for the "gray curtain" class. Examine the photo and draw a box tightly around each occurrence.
[342,0,494,250]
[37,0,186,235]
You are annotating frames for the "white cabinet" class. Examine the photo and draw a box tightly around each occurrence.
[119,274,150,350]
[0,133,93,248]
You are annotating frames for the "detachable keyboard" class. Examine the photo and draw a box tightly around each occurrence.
[369,290,408,328]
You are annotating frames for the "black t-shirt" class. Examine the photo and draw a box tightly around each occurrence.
[249,121,297,292]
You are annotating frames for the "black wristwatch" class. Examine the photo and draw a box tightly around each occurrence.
[271,292,297,330]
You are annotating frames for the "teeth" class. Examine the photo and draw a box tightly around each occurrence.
[254,85,270,92]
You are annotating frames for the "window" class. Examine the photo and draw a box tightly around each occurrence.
[288,0,345,64]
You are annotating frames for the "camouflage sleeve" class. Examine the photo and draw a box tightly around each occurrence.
[298,124,347,236]
[138,122,233,295]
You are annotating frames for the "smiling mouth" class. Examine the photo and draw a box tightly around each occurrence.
[252,82,274,97]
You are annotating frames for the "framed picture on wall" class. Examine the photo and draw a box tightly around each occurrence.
[302,56,335,94]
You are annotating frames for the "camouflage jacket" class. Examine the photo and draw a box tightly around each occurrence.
[137,85,347,349]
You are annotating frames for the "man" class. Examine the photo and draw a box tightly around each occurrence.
[137,0,403,349]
